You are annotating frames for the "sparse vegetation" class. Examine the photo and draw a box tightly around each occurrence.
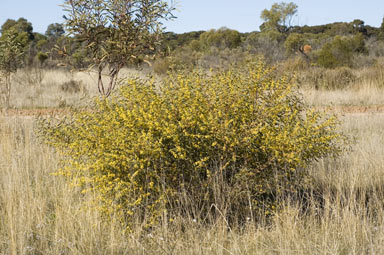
[2,1,384,254]
[60,79,82,93]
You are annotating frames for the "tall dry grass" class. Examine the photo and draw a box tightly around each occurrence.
[302,86,384,108]
[1,110,384,254]
[276,57,384,108]
[1,64,384,253]
[2,65,384,109]
[1,67,148,109]
[299,66,384,108]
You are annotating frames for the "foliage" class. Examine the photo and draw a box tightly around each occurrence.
[316,37,349,68]
[199,28,242,50]
[291,20,377,37]
[70,48,90,69]
[36,39,48,50]
[316,34,367,68]
[161,47,201,72]
[260,2,298,33]
[62,0,174,96]
[45,23,65,39]
[1,3,380,72]
[0,29,25,73]
[379,17,384,40]
[244,32,286,63]
[162,31,204,52]
[284,33,309,57]
[188,39,201,51]
[351,19,368,35]
[0,20,31,50]
[0,28,25,108]
[326,22,355,36]
[1,18,34,41]
[40,62,346,229]
[0,18,42,67]
[36,51,49,66]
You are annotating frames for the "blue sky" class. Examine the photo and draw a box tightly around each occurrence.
[0,0,383,34]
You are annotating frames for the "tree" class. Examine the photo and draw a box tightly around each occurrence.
[199,28,242,50]
[260,2,298,33]
[284,32,310,60]
[0,19,17,33]
[316,34,367,68]
[37,51,49,66]
[379,17,384,40]
[62,0,174,97]
[0,28,24,108]
[1,18,34,41]
[244,32,286,63]
[0,18,35,66]
[45,23,65,39]
[351,19,367,35]
[0,18,33,49]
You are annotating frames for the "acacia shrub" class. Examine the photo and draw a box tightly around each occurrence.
[40,62,345,228]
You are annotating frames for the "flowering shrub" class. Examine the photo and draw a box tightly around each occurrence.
[40,62,345,228]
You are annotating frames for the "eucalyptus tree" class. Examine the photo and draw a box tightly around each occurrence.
[260,2,298,34]
[62,0,175,97]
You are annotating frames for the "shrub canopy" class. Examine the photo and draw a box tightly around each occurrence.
[40,62,345,228]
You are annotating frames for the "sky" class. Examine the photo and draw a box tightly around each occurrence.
[0,0,383,34]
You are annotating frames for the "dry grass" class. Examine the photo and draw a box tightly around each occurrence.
[1,108,384,254]
[298,67,384,108]
[2,67,384,253]
[294,63,384,108]
[1,67,149,109]
[301,86,384,108]
[3,66,384,109]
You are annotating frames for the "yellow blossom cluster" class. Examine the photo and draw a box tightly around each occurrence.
[39,61,346,228]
